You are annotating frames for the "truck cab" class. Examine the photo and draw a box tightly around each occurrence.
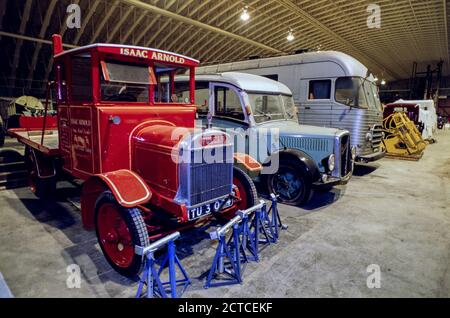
[174,72,355,206]
[9,35,260,277]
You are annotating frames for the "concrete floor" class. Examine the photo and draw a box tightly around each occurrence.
[0,131,449,298]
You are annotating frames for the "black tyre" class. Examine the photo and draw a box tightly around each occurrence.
[94,191,149,278]
[24,146,56,198]
[233,166,258,210]
[266,159,313,206]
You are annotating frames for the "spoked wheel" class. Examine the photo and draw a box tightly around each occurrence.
[24,146,56,198]
[95,191,149,277]
[267,159,312,206]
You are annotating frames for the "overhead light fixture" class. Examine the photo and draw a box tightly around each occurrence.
[287,30,295,42]
[381,79,386,85]
[240,7,250,21]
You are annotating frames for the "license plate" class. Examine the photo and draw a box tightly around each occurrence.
[188,198,233,221]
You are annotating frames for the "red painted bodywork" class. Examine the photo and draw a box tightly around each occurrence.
[18,116,58,130]
[15,34,229,229]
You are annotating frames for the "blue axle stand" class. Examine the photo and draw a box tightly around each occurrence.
[204,220,243,289]
[205,195,285,289]
[135,232,190,298]
[256,193,287,245]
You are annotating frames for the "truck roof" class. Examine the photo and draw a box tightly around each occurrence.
[183,72,292,95]
[197,51,374,80]
[54,43,199,67]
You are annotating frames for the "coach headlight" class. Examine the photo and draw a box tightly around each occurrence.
[328,154,335,172]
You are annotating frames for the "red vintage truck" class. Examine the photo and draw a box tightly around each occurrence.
[8,35,261,277]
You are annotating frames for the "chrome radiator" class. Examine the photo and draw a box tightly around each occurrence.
[175,130,233,208]
[333,132,353,178]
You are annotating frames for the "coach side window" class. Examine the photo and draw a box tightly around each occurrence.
[308,80,331,100]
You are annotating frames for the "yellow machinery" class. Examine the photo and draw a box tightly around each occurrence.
[382,112,426,160]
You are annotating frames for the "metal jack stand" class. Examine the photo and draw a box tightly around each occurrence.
[253,194,287,245]
[205,202,266,289]
[266,193,288,242]
[135,232,190,298]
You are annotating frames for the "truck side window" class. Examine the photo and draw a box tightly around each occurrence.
[154,67,191,104]
[214,86,245,121]
[194,82,209,114]
[172,81,209,111]
[308,80,331,100]
[71,55,93,102]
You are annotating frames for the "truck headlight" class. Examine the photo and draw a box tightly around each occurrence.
[351,146,357,160]
[366,132,373,142]
[328,154,335,172]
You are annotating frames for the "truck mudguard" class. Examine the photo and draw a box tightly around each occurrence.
[265,149,320,182]
[81,169,152,229]
[28,147,56,178]
[233,153,262,172]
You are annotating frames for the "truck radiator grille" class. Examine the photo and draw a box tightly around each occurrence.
[176,142,233,208]
[371,125,383,151]
[340,134,352,177]
[281,136,331,153]
[188,159,232,206]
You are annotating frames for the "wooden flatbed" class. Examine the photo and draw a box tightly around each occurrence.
[8,128,60,156]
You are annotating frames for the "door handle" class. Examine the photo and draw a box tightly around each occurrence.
[305,106,311,110]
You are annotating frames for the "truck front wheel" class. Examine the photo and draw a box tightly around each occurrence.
[95,191,149,278]
[24,146,56,198]
[233,166,258,211]
[266,159,313,206]
[219,167,258,220]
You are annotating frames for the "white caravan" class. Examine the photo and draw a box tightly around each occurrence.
[197,51,385,162]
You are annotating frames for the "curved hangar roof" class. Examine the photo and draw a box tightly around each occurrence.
[0,0,448,97]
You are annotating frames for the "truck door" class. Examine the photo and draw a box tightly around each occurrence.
[65,53,95,176]
[209,83,250,155]
[299,78,332,127]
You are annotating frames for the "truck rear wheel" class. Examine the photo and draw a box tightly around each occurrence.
[24,146,56,198]
[94,191,149,278]
[266,159,313,206]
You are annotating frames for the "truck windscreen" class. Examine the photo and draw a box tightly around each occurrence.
[248,94,286,123]
[100,60,152,102]
[335,77,368,109]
